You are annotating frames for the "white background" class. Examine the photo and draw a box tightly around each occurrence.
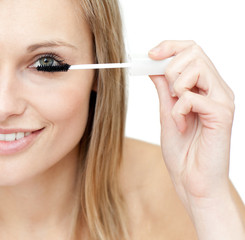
[120,0,245,202]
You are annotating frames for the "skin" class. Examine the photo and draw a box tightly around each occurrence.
[0,0,94,238]
[148,41,245,239]
[121,138,245,239]
[0,0,244,239]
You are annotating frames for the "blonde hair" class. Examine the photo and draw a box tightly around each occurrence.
[69,0,129,239]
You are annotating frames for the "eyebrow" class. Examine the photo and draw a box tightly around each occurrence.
[27,40,77,52]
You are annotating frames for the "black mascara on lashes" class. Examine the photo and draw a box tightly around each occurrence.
[36,64,71,72]
[33,53,71,72]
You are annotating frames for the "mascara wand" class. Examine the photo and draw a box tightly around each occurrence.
[36,56,174,76]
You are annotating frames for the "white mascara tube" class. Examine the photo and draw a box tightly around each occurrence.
[129,56,173,76]
[69,56,174,76]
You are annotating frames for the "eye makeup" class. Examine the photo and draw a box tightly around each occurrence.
[30,52,67,72]
[36,64,71,72]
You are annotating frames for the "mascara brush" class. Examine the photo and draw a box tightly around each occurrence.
[36,56,174,76]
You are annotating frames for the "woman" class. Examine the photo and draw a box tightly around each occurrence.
[0,0,244,239]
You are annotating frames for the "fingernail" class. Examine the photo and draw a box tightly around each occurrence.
[149,46,160,56]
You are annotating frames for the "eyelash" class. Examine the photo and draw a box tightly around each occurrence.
[31,53,67,73]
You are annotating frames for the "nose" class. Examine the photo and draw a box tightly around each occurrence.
[0,69,26,122]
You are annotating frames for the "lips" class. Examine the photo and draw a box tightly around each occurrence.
[0,128,44,155]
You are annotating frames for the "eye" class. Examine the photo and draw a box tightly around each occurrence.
[29,52,73,74]
[38,57,56,67]
[31,54,63,67]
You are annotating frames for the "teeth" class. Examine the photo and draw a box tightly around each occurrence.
[0,132,31,142]
[25,132,31,137]
[0,134,5,141]
[5,133,16,141]
[16,132,25,140]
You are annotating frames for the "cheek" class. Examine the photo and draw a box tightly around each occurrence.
[20,70,95,164]
[38,84,90,124]
[26,75,94,145]
[45,86,90,125]
[26,71,94,125]
[47,85,90,151]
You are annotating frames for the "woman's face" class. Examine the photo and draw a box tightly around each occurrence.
[0,0,95,185]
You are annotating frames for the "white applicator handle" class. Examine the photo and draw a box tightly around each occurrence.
[130,56,173,76]
[69,56,174,76]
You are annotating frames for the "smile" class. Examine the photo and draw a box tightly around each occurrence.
[0,132,31,141]
[0,128,44,155]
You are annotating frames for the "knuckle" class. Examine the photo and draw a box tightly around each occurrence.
[190,43,203,57]
[189,40,197,46]
[177,91,192,108]
[173,82,179,95]
[173,81,184,96]
[182,90,192,101]
[164,66,175,82]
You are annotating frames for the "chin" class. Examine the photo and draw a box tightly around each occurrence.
[0,162,42,187]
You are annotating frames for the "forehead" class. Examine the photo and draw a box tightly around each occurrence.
[0,0,91,50]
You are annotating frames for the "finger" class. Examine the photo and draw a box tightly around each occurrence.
[171,91,232,133]
[172,59,234,104]
[170,46,234,100]
[148,40,196,60]
[149,75,177,121]
[164,44,216,89]
[152,43,233,102]
[172,59,215,98]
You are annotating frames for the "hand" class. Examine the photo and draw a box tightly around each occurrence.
[148,40,235,210]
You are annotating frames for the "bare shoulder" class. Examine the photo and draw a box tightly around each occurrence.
[120,137,198,239]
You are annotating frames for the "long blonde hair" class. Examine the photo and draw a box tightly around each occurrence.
[69,1,129,239]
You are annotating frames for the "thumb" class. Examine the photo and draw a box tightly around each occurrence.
[149,75,177,123]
